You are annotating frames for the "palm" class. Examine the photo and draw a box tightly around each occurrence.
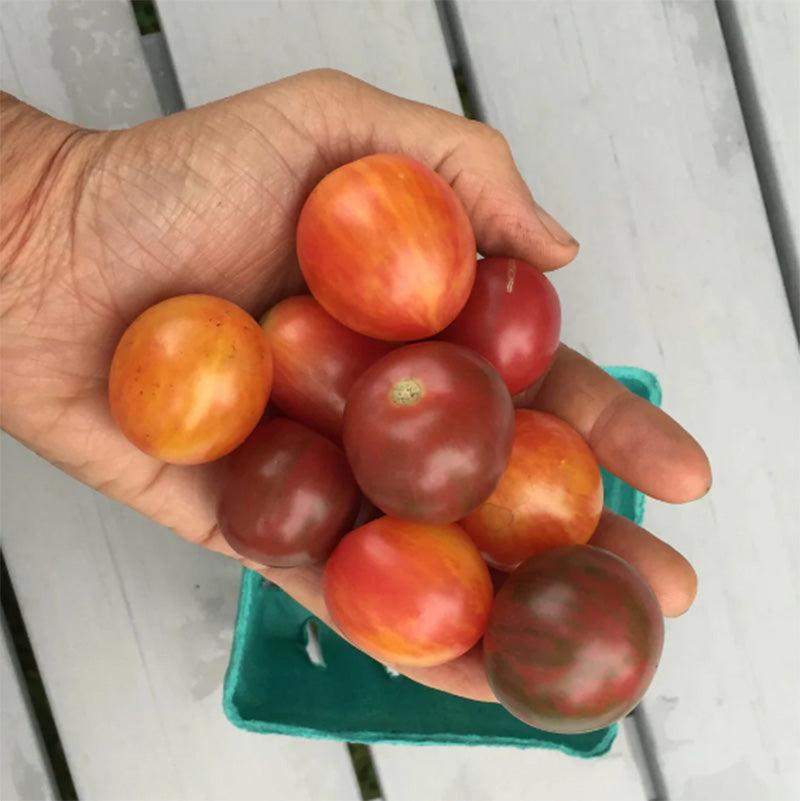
[1,72,710,701]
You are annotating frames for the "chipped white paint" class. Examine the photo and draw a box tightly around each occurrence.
[0,0,161,127]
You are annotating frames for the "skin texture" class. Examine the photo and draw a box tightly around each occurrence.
[261,295,391,440]
[109,294,272,464]
[217,418,360,567]
[343,341,514,522]
[461,410,603,570]
[440,257,561,396]
[0,71,710,701]
[485,545,664,733]
[324,517,493,667]
[297,153,476,340]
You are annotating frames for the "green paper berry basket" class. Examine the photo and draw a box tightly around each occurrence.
[222,367,661,757]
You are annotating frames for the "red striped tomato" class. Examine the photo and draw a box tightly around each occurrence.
[461,410,602,570]
[108,294,271,464]
[324,517,493,667]
[261,296,391,440]
[439,257,561,396]
[296,154,476,341]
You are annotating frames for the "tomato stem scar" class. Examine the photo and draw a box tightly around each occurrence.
[391,379,423,406]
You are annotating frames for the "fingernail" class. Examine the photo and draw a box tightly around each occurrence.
[535,202,579,248]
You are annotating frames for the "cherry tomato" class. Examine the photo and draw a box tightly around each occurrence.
[217,419,360,567]
[108,294,272,464]
[485,545,664,733]
[439,257,561,396]
[296,154,476,341]
[261,295,391,440]
[343,342,514,523]
[461,410,602,570]
[324,517,493,667]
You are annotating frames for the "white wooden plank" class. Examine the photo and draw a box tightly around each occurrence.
[456,1,800,799]
[0,0,161,127]
[155,0,461,112]
[1,435,361,801]
[372,725,646,801]
[0,616,57,801]
[151,2,647,797]
[724,0,799,328]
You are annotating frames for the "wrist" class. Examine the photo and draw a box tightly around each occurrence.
[0,93,101,316]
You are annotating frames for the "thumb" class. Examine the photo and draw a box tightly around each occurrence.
[326,72,579,270]
[432,123,579,270]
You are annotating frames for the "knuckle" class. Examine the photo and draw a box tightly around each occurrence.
[301,68,356,90]
[473,122,511,155]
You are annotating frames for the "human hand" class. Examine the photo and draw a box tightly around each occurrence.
[0,70,710,701]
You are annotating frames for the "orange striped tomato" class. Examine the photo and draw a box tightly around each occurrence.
[109,294,272,464]
[461,410,603,570]
[324,517,493,667]
[296,154,476,341]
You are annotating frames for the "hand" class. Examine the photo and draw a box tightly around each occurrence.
[0,70,710,701]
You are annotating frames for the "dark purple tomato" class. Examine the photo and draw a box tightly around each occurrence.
[439,257,561,396]
[342,342,515,523]
[484,545,664,733]
[217,418,360,567]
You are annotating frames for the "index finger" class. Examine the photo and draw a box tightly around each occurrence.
[533,345,711,502]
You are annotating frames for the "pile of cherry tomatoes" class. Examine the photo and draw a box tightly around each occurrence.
[108,154,663,734]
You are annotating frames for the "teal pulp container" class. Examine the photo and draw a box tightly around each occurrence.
[223,367,661,758]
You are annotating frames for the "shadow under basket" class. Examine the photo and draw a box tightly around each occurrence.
[223,366,661,757]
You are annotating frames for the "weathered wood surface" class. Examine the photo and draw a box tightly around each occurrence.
[0,0,161,126]
[155,0,461,112]
[455,1,800,798]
